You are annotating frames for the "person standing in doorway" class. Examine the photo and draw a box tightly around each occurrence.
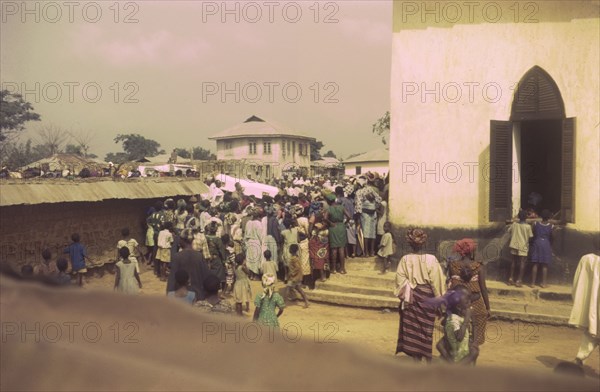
[507,210,533,287]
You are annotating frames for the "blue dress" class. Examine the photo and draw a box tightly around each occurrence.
[530,222,553,264]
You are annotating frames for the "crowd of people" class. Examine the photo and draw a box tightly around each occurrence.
[13,171,600,371]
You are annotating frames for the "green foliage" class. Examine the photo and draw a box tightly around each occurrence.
[0,90,41,142]
[174,147,216,160]
[310,140,324,161]
[372,111,390,145]
[108,133,165,162]
[323,150,337,158]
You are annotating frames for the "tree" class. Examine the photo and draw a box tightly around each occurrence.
[174,147,216,160]
[372,111,390,145]
[323,150,337,158]
[104,152,130,164]
[35,125,69,156]
[69,130,95,157]
[0,90,41,143]
[65,144,83,155]
[109,133,164,162]
[310,140,324,161]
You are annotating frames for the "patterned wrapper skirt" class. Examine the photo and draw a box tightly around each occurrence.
[396,284,436,359]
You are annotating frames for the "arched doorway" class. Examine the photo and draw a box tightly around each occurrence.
[489,66,575,222]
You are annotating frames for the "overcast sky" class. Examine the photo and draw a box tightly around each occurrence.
[1,0,391,160]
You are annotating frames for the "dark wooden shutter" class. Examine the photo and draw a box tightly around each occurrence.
[489,120,513,221]
[561,118,575,223]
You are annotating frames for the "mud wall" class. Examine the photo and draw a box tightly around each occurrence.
[0,199,159,270]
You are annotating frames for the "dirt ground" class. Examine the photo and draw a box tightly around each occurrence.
[85,264,600,379]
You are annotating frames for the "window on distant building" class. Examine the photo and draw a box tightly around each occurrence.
[355,166,362,175]
[292,141,296,156]
[249,140,257,155]
[282,139,286,157]
[263,140,271,154]
[287,141,291,156]
[225,141,233,150]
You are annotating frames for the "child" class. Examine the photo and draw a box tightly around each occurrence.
[114,247,142,294]
[378,222,395,274]
[64,233,89,287]
[507,210,533,287]
[20,265,34,278]
[435,285,479,365]
[233,253,252,316]
[286,244,309,308]
[254,273,285,327]
[167,269,196,304]
[117,228,142,274]
[280,219,299,282]
[261,249,278,283]
[530,209,554,288]
[55,258,72,286]
[156,222,174,281]
[34,248,58,277]
[195,274,233,313]
[223,234,236,295]
[144,220,155,266]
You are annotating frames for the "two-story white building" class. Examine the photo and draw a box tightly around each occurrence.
[209,115,315,180]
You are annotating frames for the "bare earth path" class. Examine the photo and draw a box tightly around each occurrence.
[86,266,600,378]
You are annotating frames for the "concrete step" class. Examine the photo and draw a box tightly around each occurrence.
[303,288,572,326]
[325,269,572,302]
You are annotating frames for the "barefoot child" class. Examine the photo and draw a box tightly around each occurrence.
[435,285,479,365]
[156,222,174,281]
[286,244,309,308]
[508,210,533,287]
[233,253,252,316]
[223,234,236,295]
[377,222,395,273]
[261,249,278,283]
[114,247,142,294]
[117,228,143,274]
[64,233,89,287]
[254,273,285,327]
[530,209,554,288]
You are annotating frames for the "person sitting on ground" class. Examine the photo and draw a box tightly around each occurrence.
[55,258,72,286]
[168,269,196,305]
[286,244,309,308]
[34,248,58,277]
[195,274,233,313]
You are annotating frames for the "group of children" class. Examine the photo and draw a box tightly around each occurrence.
[508,209,556,288]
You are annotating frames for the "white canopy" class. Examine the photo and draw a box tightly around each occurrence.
[214,174,278,199]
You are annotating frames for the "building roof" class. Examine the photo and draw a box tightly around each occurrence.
[209,115,316,141]
[21,154,105,171]
[343,148,389,164]
[0,178,209,207]
[311,157,343,168]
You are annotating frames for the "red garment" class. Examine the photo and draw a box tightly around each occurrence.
[309,236,329,270]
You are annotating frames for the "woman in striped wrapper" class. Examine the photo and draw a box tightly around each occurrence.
[395,228,446,363]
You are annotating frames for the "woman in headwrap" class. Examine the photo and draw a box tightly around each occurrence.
[447,238,490,350]
[395,228,446,362]
[254,273,285,327]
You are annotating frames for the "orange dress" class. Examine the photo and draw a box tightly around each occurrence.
[448,261,488,346]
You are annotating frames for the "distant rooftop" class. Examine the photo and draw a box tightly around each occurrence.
[209,115,316,141]
[343,148,389,164]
